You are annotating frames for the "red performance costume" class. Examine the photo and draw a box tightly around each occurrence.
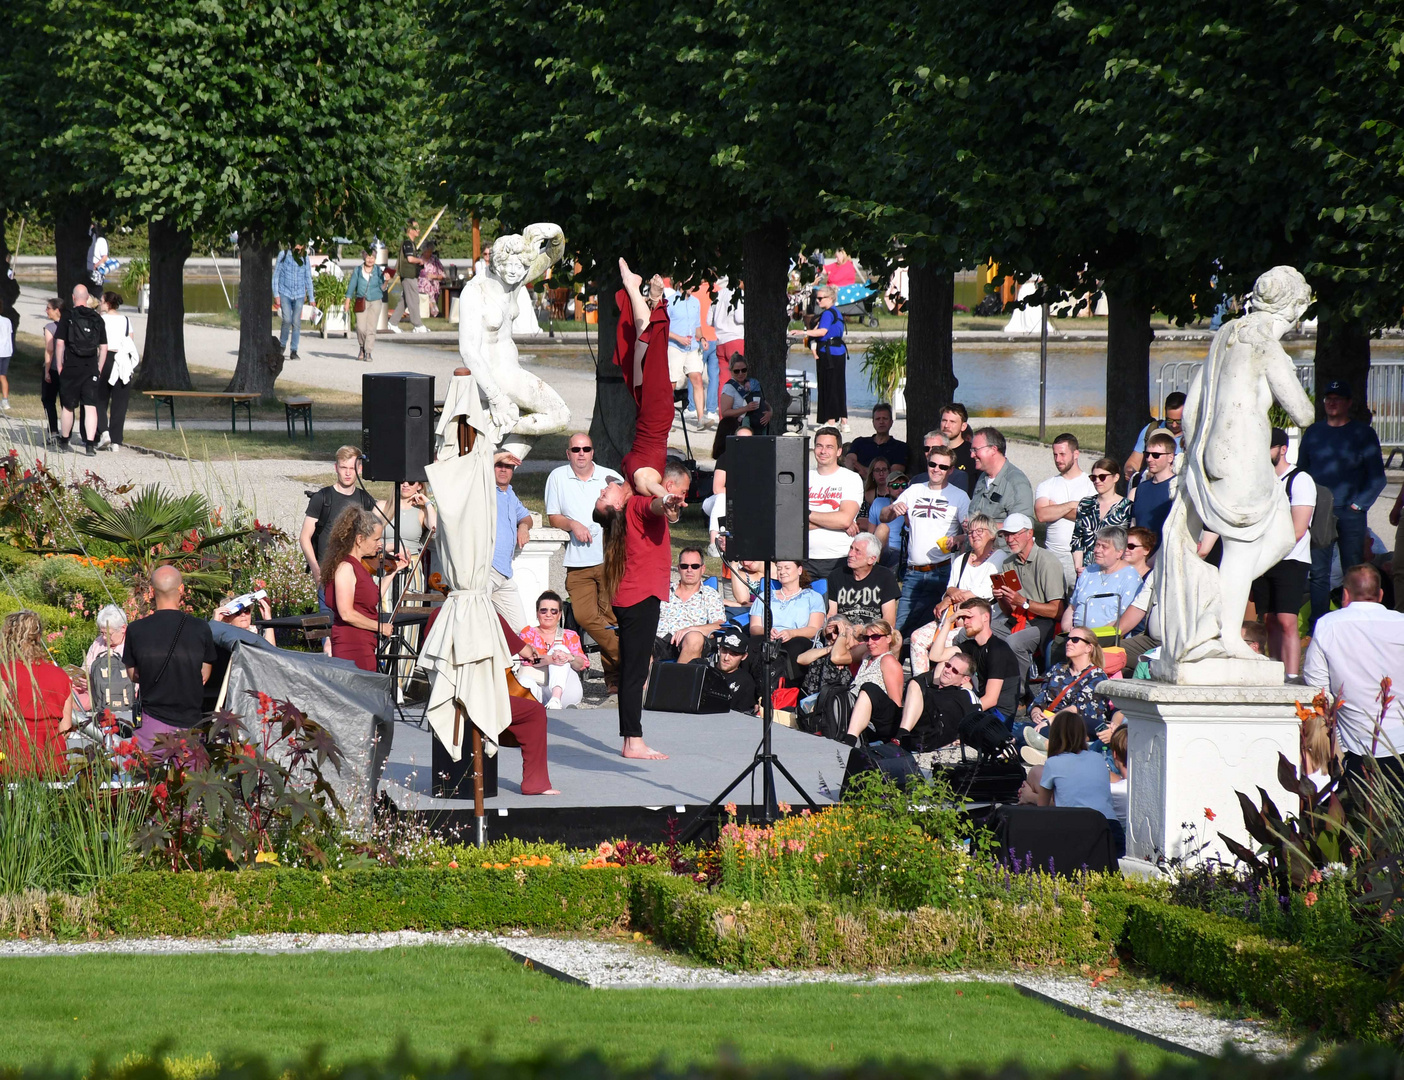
[329,557,381,672]
[612,285,674,742]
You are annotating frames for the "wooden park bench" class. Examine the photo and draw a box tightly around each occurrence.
[281,396,314,439]
[143,390,260,432]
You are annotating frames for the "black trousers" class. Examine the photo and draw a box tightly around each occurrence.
[856,682,901,741]
[41,372,60,434]
[98,378,132,444]
[614,596,660,739]
[815,350,847,422]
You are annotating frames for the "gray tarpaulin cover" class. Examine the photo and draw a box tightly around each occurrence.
[220,643,394,831]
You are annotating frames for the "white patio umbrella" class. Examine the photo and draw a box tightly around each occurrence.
[419,369,512,760]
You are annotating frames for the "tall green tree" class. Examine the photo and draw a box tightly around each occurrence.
[62,0,420,397]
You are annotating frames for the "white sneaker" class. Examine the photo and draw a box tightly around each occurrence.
[411,325,429,334]
[546,697,563,710]
[109,443,120,454]
[0,399,8,411]
[97,431,111,449]
[387,323,402,334]
[684,407,699,422]
[705,411,719,428]
[841,421,851,433]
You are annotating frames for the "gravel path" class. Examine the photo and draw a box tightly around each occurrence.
[0,930,1294,1059]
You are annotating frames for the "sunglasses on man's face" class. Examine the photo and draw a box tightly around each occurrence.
[1145,451,1170,459]
[679,561,703,570]
[890,480,907,490]
[929,463,951,471]
[569,446,593,453]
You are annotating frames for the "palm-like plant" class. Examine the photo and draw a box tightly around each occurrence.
[860,338,907,406]
[75,484,246,595]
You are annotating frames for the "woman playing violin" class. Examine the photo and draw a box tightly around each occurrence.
[322,506,409,672]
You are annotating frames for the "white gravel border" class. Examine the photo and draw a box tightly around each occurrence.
[0,930,1295,1059]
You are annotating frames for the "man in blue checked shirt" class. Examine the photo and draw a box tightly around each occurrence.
[273,242,315,360]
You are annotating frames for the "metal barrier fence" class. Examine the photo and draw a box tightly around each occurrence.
[1156,360,1404,451]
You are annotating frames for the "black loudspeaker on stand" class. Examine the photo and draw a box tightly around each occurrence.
[362,372,435,483]
[681,435,815,842]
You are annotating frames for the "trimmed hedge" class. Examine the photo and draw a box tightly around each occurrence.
[1119,899,1403,1043]
[91,867,634,936]
[630,872,1109,970]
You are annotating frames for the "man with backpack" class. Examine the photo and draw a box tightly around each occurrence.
[52,284,106,455]
[1251,428,1318,678]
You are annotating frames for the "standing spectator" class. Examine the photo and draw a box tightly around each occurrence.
[123,567,217,753]
[941,404,976,489]
[1298,380,1388,627]
[882,444,969,636]
[53,284,107,456]
[418,243,446,316]
[706,276,745,426]
[1129,430,1178,540]
[991,513,1067,685]
[1302,564,1404,783]
[666,285,704,423]
[388,219,427,333]
[715,357,771,446]
[655,547,725,664]
[96,291,137,452]
[860,458,903,569]
[344,248,390,363]
[377,480,438,561]
[1070,457,1131,574]
[1061,527,1143,636]
[1252,428,1316,676]
[967,426,1035,527]
[805,427,862,581]
[545,432,623,693]
[518,590,589,710]
[0,293,16,412]
[86,222,114,286]
[299,446,378,652]
[273,242,315,360]
[827,534,900,627]
[0,611,73,777]
[1035,434,1096,587]
[845,402,908,477]
[1391,483,1404,614]
[41,297,64,439]
[492,456,534,632]
[922,431,971,495]
[1123,392,1185,480]
[931,597,1020,721]
[800,286,848,430]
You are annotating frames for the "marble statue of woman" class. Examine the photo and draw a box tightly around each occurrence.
[1151,265,1316,683]
[458,223,570,459]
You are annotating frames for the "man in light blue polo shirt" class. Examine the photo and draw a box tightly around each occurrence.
[666,286,704,425]
[545,432,624,693]
[492,456,534,633]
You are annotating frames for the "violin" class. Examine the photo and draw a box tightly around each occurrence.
[360,553,405,575]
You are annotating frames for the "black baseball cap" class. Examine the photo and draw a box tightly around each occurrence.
[717,627,748,653]
[1322,380,1351,398]
[1270,427,1289,448]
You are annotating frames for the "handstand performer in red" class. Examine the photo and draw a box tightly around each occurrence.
[594,258,689,760]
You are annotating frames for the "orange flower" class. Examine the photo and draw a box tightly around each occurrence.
[1203,808,1216,822]
[1304,891,1318,907]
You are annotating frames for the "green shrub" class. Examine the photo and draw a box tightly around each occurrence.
[0,544,40,574]
[89,865,636,937]
[1119,898,1402,1042]
[35,556,128,614]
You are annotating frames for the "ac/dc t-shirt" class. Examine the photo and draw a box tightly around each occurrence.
[826,565,900,625]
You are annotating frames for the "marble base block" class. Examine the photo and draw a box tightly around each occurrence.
[1149,656,1285,686]
[1097,680,1316,863]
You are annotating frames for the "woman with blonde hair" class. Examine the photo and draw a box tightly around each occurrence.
[840,619,905,744]
[0,611,73,776]
[1019,627,1119,762]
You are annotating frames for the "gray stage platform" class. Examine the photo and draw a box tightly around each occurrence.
[384,707,842,809]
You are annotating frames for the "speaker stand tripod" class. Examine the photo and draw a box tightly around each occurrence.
[374,487,424,726]
[680,573,817,842]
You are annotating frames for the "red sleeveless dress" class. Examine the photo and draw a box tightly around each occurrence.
[330,558,380,671]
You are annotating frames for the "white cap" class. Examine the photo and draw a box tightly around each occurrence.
[1001,512,1034,533]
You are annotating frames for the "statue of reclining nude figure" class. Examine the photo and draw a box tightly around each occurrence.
[458,223,570,459]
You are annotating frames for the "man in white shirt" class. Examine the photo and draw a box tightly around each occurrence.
[1303,564,1404,783]
[805,426,862,582]
[545,431,623,693]
[1034,433,1096,588]
[882,444,970,636]
[1253,428,1316,677]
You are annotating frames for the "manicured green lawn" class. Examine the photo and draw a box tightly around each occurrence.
[0,945,1179,1070]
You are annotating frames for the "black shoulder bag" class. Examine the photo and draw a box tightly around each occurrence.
[133,613,189,733]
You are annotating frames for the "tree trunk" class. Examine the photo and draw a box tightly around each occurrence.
[742,221,792,433]
[1313,304,1371,424]
[0,206,17,312]
[138,217,192,390]
[54,203,91,303]
[588,264,635,473]
[904,265,956,446]
[1104,288,1153,462]
[226,231,282,400]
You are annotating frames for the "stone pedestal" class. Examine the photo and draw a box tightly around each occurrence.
[511,523,568,615]
[1098,680,1315,864]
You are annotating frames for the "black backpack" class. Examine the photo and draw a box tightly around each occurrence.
[1286,467,1336,550]
[65,307,104,361]
[799,683,852,741]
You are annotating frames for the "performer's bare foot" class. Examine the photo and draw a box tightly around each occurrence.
[619,257,642,292]
[622,737,668,760]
